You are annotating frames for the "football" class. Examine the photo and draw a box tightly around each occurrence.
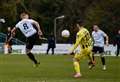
[61,29,70,38]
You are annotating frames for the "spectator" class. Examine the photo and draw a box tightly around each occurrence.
[46,33,56,55]
[115,30,120,56]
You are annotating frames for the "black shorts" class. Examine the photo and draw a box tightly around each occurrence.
[26,33,38,50]
[92,46,104,53]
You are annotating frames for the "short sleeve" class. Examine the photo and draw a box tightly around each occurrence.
[15,23,19,28]
[28,19,36,23]
[101,30,107,37]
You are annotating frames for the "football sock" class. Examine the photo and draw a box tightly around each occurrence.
[89,53,95,64]
[27,53,38,64]
[73,61,80,73]
[101,57,105,65]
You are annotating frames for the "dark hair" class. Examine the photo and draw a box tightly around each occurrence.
[20,11,31,19]
[20,11,30,16]
[21,11,29,14]
[73,19,84,27]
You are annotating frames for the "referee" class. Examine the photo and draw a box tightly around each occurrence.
[92,25,109,70]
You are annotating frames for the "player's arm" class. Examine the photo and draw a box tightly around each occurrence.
[33,21,43,37]
[102,31,109,46]
[105,35,109,46]
[7,27,16,42]
[11,27,17,35]
[70,35,83,53]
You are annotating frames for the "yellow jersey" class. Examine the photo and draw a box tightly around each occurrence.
[71,27,93,51]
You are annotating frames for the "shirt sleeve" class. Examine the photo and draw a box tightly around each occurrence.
[15,23,19,28]
[29,19,36,23]
[70,33,83,51]
[101,30,107,37]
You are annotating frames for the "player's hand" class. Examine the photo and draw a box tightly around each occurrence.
[38,31,44,39]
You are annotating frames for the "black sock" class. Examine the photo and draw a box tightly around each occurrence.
[27,53,38,64]
[101,57,105,65]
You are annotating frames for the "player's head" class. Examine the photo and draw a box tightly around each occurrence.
[20,12,29,19]
[73,20,84,30]
[93,25,99,32]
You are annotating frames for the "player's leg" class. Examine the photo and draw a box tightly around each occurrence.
[88,47,95,69]
[92,46,97,62]
[26,48,38,64]
[73,58,81,78]
[88,54,95,69]
[88,46,97,69]
[8,44,11,53]
[73,52,84,78]
[101,54,106,70]
[99,47,106,70]
[8,45,12,53]
[7,42,12,54]
[26,34,40,67]
[8,42,12,54]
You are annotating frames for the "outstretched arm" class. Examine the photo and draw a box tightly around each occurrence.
[105,35,109,46]
[70,36,82,52]
[102,31,109,46]
[33,21,43,37]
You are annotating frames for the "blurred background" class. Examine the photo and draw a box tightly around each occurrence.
[0,0,120,44]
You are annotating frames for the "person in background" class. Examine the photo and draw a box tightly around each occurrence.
[46,33,56,55]
[92,25,109,70]
[5,27,13,54]
[115,30,120,56]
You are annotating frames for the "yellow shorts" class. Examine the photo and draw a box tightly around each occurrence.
[74,46,92,59]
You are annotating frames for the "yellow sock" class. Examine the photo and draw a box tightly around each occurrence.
[89,53,95,63]
[73,61,80,73]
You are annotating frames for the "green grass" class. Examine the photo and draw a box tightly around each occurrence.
[0,54,119,82]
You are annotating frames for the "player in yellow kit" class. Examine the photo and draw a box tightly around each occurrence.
[70,20,95,78]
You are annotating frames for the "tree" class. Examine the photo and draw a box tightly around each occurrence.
[0,0,17,33]
[0,0,120,43]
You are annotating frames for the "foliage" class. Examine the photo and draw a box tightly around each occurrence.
[0,0,120,42]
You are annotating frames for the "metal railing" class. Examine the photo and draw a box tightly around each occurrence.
[0,33,25,45]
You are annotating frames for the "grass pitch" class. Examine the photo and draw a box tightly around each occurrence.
[0,54,119,82]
